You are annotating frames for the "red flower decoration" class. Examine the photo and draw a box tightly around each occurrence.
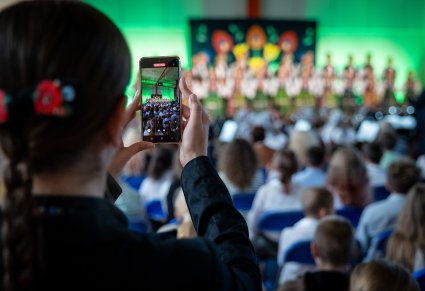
[0,90,8,123]
[34,80,65,116]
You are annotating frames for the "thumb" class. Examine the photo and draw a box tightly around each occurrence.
[187,94,202,126]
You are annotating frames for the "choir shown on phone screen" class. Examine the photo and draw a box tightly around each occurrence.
[185,52,422,117]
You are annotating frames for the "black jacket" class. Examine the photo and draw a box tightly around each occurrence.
[280,271,349,291]
[18,156,261,290]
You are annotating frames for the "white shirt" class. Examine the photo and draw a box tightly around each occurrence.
[247,178,302,241]
[277,217,319,284]
[277,217,318,265]
[356,193,406,254]
[138,170,173,215]
[366,162,387,187]
[116,182,148,224]
[414,249,425,272]
[292,167,326,190]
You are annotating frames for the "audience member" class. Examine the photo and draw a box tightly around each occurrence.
[119,126,151,190]
[247,150,301,257]
[387,183,425,271]
[165,149,183,221]
[157,187,196,238]
[356,158,421,257]
[362,142,386,188]
[378,127,402,170]
[0,2,262,290]
[327,147,371,208]
[288,129,321,168]
[278,216,354,291]
[416,154,425,181]
[350,260,419,291]
[138,147,174,219]
[277,188,334,284]
[218,138,265,195]
[292,146,326,190]
[252,126,275,170]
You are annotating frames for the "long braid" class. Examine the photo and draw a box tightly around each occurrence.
[2,134,36,290]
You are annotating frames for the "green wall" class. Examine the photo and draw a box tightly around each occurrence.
[307,0,425,87]
[84,0,425,89]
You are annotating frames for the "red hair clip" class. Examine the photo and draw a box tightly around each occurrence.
[0,90,10,124]
[34,79,75,117]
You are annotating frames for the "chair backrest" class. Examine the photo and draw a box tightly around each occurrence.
[283,240,315,265]
[121,174,145,191]
[336,206,364,228]
[232,192,256,212]
[145,200,167,221]
[128,220,148,233]
[372,229,393,253]
[257,210,304,232]
[413,269,425,291]
[373,186,390,202]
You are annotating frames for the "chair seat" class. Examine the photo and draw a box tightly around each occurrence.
[257,210,304,232]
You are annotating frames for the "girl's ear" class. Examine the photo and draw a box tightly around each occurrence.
[107,97,126,147]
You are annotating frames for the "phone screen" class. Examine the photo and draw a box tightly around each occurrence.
[140,57,181,143]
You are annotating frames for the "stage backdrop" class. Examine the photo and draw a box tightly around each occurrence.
[190,19,316,71]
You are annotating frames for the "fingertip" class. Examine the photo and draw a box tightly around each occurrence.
[190,94,198,103]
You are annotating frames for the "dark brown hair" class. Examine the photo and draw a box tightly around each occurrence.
[218,138,258,189]
[362,142,383,164]
[0,1,131,289]
[272,149,298,193]
[148,147,174,180]
[387,158,421,194]
[387,183,425,271]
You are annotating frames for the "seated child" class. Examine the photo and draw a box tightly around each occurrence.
[278,216,354,291]
[277,187,334,283]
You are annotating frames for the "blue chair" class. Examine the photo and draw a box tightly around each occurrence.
[257,210,304,232]
[372,229,393,253]
[145,200,167,221]
[373,186,390,202]
[262,259,279,291]
[232,192,256,212]
[413,269,425,291]
[128,220,148,233]
[283,240,315,265]
[364,229,394,261]
[336,207,364,228]
[120,174,145,191]
[265,240,315,291]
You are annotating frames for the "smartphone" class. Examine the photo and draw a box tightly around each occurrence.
[139,56,181,143]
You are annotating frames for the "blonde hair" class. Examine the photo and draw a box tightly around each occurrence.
[218,138,258,189]
[327,147,370,207]
[350,260,419,291]
[387,183,425,271]
[288,130,320,167]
